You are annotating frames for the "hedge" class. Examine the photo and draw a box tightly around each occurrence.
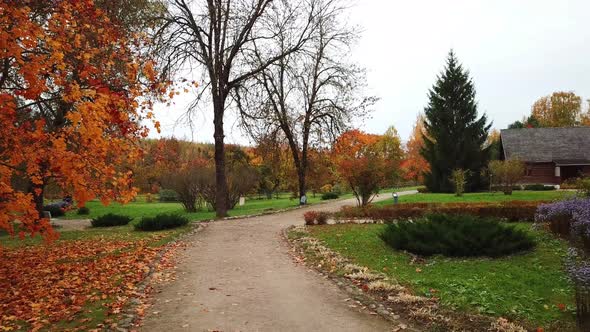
[336,200,549,222]
[91,213,133,227]
[134,213,189,231]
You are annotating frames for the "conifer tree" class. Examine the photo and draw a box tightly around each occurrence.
[421,51,491,192]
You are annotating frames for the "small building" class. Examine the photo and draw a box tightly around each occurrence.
[500,127,590,185]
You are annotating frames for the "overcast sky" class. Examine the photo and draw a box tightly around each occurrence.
[151,0,590,144]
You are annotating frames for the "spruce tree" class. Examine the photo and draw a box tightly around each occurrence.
[421,51,491,193]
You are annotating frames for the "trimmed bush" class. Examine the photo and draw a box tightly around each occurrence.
[91,213,133,227]
[303,211,318,225]
[380,214,536,257]
[524,184,555,191]
[336,200,545,222]
[416,186,429,193]
[134,213,189,231]
[77,206,90,215]
[158,189,179,202]
[321,192,339,200]
[316,212,330,225]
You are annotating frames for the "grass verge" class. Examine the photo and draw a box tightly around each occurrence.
[376,190,571,206]
[307,223,576,330]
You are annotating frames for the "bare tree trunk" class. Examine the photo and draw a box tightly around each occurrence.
[213,97,228,217]
[297,166,306,204]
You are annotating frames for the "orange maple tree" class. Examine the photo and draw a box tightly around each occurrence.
[0,0,166,241]
[401,115,429,184]
[333,129,400,206]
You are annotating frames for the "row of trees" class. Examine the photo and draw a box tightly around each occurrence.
[132,127,403,211]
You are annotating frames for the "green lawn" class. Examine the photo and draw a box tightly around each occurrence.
[0,222,191,249]
[60,193,322,222]
[308,223,576,330]
[377,190,571,206]
[56,187,419,222]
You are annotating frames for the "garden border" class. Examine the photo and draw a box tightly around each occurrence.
[283,225,529,332]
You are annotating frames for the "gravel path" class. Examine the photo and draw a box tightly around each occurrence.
[141,191,417,332]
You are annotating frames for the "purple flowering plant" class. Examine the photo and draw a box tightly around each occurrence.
[535,198,590,288]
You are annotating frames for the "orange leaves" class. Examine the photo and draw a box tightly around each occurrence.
[333,129,387,181]
[401,115,429,183]
[0,0,169,240]
[0,239,161,331]
[333,129,401,205]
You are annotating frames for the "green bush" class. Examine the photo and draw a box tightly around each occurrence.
[158,189,179,202]
[524,184,555,191]
[134,213,189,231]
[91,213,133,227]
[577,177,590,197]
[321,192,339,200]
[380,214,535,257]
[416,186,429,193]
[43,205,65,217]
[77,206,90,215]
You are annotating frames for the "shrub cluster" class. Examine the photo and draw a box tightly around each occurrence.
[380,214,536,257]
[303,211,330,225]
[416,186,429,193]
[337,201,546,222]
[158,189,179,202]
[77,206,90,215]
[524,184,555,191]
[91,213,133,227]
[321,192,340,200]
[134,213,189,231]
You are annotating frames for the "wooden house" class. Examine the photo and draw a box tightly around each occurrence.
[500,127,590,185]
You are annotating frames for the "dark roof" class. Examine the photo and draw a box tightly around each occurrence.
[500,127,590,163]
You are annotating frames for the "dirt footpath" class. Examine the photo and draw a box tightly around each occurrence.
[140,192,417,332]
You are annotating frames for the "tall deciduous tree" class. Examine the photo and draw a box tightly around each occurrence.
[239,0,374,203]
[421,51,491,193]
[400,115,429,184]
[155,0,314,217]
[0,0,165,240]
[531,91,583,127]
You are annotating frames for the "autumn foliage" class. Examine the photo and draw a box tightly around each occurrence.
[333,129,401,206]
[400,115,429,183]
[0,0,165,240]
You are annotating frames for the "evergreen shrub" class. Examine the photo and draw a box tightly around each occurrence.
[380,214,535,257]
